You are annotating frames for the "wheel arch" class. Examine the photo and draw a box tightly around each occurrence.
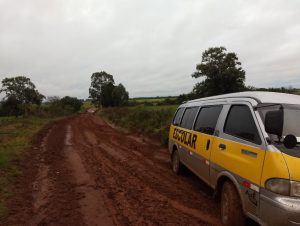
[215,171,245,212]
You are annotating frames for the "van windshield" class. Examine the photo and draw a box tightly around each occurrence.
[257,104,300,158]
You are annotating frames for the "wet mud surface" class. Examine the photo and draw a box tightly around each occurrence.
[2,114,223,226]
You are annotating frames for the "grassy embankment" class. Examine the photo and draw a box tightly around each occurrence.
[0,116,55,216]
[100,105,178,145]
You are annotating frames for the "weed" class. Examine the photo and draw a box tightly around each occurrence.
[100,105,178,145]
[0,116,55,217]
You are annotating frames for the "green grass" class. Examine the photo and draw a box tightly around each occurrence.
[100,105,178,145]
[130,98,166,103]
[0,116,55,217]
[80,101,96,112]
[129,97,178,106]
[294,89,300,95]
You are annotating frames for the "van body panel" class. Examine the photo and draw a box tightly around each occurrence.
[260,188,300,226]
[192,132,214,183]
[282,153,300,181]
[169,124,217,185]
[210,137,265,186]
[261,149,290,186]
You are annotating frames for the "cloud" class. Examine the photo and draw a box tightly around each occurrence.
[0,0,299,98]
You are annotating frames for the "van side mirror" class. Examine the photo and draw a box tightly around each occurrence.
[265,109,283,137]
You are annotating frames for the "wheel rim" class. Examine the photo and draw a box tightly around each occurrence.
[221,191,229,223]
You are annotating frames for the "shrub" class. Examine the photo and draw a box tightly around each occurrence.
[100,105,178,145]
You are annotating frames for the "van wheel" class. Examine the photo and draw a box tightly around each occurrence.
[171,150,183,175]
[221,181,245,226]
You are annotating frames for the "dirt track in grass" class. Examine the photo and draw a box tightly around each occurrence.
[1,114,222,226]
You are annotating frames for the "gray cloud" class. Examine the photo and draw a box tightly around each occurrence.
[0,0,300,98]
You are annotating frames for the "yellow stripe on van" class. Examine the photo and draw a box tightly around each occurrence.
[169,125,213,160]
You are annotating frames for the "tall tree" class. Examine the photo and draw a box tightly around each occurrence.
[89,71,114,107]
[191,47,246,97]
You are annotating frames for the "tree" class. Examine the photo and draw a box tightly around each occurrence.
[112,83,129,106]
[0,95,23,117]
[89,71,130,107]
[191,47,246,97]
[0,76,44,104]
[0,76,45,116]
[89,71,114,107]
[60,96,83,112]
[101,82,115,107]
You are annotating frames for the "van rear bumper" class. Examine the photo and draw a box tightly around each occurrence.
[260,189,300,226]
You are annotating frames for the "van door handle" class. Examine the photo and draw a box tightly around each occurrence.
[219,143,226,150]
[206,139,210,150]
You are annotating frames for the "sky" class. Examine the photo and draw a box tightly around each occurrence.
[0,0,300,99]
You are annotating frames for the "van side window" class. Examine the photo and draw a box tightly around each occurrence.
[194,105,223,135]
[180,107,199,130]
[173,108,185,126]
[224,105,262,145]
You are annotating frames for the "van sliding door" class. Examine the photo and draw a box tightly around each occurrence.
[192,105,223,184]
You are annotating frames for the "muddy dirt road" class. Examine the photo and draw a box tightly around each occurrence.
[3,114,222,226]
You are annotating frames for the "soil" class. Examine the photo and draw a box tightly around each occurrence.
[1,114,223,226]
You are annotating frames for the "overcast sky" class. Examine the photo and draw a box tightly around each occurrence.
[0,0,300,98]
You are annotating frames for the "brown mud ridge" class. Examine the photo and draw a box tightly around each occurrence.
[2,114,222,226]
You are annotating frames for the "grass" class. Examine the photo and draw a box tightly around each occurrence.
[100,105,178,145]
[130,98,166,103]
[294,89,300,95]
[0,116,55,217]
[80,101,96,112]
[129,97,178,106]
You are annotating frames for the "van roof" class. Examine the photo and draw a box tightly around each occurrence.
[186,91,300,105]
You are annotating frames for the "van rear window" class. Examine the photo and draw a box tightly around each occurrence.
[180,107,199,130]
[173,108,185,126]
[224,105,261,145]
[194,105,222,135]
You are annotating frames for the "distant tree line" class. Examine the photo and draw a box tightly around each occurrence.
[89,71,129,107]
[0,76,83,117]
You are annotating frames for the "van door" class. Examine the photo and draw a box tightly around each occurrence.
[210,103,266,216]
[191,105,223,184]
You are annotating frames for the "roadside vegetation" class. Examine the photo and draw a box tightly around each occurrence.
[100,105,178,145]
[0,116,56,216]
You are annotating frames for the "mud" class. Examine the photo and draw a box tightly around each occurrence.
[2,114,223,226]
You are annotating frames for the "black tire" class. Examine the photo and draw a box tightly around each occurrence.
[171,150,184,175]
[221,181,245,226]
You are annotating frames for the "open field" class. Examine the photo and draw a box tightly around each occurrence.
[0,116,56,216]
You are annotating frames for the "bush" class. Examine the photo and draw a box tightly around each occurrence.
[100,105,178,145]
